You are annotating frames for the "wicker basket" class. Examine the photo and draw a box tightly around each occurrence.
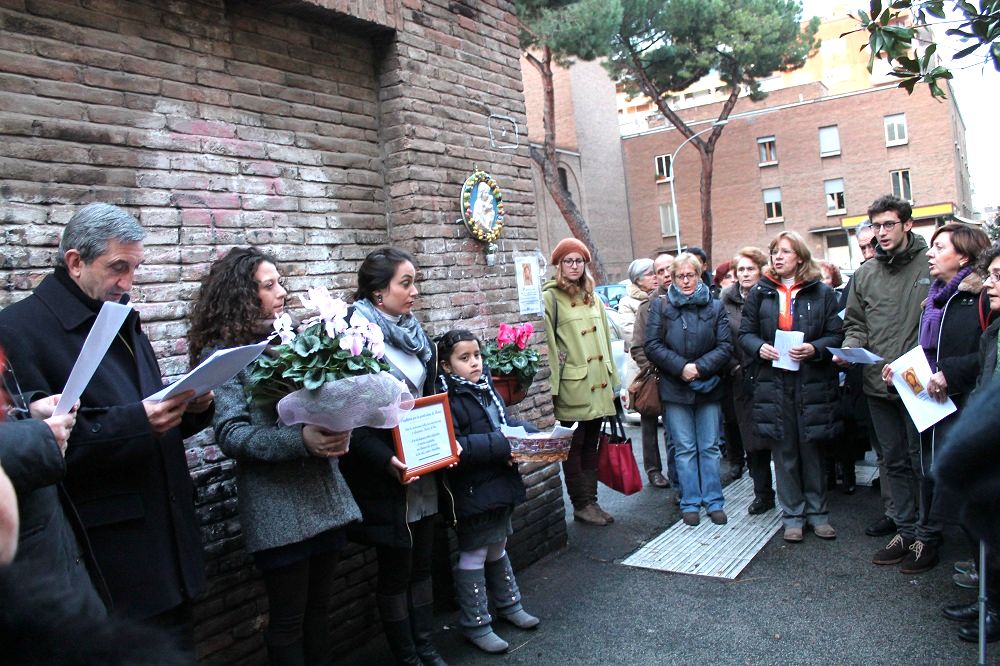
[507,432,574,463]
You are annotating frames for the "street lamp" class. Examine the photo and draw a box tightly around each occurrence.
[669,119,729,255]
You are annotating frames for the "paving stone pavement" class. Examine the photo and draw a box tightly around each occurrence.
[345,423,997,665]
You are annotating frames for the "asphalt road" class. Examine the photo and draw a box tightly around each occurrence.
[346,423,996,665]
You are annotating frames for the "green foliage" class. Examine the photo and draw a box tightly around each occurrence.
[608,0,820,102]
[847,1,999,98]
[246,320,389,406]
[985,212,1000,242]
[482,340,540,389]
[515,0,623,65]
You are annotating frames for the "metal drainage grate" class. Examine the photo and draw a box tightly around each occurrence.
[622,473,782,580]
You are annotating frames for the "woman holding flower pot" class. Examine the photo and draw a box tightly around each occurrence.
[542,238,619,526]
[188,247,362,666]
[338,247,452,666]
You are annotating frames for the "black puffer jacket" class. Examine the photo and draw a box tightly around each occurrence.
[439,371,530,521]
[738,275,844,443]
[645,285,732,405]
[976,315,1000,391]
[338,347,456,549]
[928,272,986,405]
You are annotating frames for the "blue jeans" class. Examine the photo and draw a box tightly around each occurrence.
[664,401,724,513]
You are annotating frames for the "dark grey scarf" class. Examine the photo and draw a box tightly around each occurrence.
[352,297,433,366]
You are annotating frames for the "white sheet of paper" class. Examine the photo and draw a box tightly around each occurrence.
[772,329,804,371]
[514,256,542,315]
[55,302,133,416]
[500,423,577,440]
[888,346,957,432]
[396,401,454,468]
[146,341,270,401]
[827,347,883,364]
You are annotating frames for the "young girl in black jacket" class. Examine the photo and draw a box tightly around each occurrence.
[437,330,540,654]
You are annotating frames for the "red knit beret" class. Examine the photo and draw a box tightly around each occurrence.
[550,238,591,265]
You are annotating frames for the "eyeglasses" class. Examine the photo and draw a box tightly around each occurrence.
[870,221,899,232]
[561,258,586,266]
[770,248,796,257]
[735,267,758,273]
[675,273,698,282]
[984,271,1000,284]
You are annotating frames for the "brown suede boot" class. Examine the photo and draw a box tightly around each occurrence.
[583,470,614,523]
[573,504,608,526]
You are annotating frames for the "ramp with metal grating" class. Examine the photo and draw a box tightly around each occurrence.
[621,473,782,580]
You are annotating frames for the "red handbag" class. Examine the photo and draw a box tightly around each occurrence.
[597,412,642,496]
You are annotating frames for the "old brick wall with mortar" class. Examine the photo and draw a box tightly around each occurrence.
[0,0,566,662]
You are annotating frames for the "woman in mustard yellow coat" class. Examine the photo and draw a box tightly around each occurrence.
[542,238,619,526]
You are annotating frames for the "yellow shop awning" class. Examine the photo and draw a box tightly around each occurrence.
[841,202,956,229]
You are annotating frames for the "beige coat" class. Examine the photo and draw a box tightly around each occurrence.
[617,282,648,388]
[542,280,619,422]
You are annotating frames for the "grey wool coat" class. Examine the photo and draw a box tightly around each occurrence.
[212,366,361,553]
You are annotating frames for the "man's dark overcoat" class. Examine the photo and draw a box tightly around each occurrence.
[0,269,208,618]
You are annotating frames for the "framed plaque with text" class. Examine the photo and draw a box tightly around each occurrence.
[391,392,460,481]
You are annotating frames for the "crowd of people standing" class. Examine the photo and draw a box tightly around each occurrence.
[617,194,999,645]
[1,195,999,666]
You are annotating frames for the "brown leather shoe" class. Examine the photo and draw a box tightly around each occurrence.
[783,527,804,542]
[682,512,700,526]
[812,524,836,540]
[648,470,669,488]
[573,504,608,526]
[709,510,728,525]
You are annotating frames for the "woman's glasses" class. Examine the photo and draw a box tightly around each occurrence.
[561,258,586,266]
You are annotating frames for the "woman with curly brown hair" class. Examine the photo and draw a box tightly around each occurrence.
[188,247,361,666]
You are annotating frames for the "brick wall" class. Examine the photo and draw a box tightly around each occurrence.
[622,83,973,265]
[0,0,567,662]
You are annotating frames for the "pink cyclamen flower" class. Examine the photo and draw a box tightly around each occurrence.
[340,331,365,357]
[514,323,533,350]
[497,323,516,346]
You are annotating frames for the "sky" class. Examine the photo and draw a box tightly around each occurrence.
[802,1,999,214]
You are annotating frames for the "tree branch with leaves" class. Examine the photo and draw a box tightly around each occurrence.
[515,0,623,284]
[845,0,999,98]
[607,0,819,262]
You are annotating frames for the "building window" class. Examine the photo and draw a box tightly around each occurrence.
[890,169,912,201]
[659,203,677,236]
[763,188,783,222]
[884,113,908,146]
[819,125,841,157]
[757,136,778,165]
[654,154,672,182]
[558,167,572,198]
[825,178,846,215]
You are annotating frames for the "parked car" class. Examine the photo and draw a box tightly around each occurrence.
[595,280,629,310]
[603,307,627,393]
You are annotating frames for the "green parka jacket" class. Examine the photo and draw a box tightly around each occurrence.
[843,231,931,399]
[542,280,619,422]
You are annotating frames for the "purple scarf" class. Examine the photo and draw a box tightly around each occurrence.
[920,266,972,371]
